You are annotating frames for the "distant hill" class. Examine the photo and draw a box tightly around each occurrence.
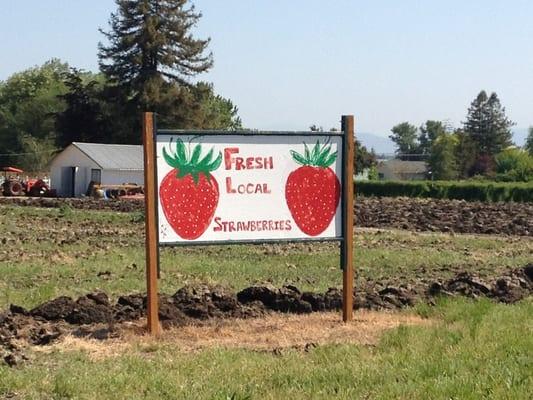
[357,132,395,154]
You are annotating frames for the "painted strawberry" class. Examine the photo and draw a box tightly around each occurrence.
[160,139,222,240]
[285,141,341,236]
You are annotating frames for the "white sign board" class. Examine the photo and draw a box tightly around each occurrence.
[156,133,344,244]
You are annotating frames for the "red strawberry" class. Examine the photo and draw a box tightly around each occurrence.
[160,140,222,240]
[285,141,340,236]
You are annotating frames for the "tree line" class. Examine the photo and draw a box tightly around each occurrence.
[0,0,241,171]
[389,91,533,182]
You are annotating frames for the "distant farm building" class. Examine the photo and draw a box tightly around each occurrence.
[50,142,143,197]
[377,160,428,180]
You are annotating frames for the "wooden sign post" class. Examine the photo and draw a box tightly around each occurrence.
[142,112,355,335]
[341,115,355,322]
[142,112,160,335]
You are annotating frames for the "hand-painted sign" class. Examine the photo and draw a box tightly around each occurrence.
[156,133,344,244]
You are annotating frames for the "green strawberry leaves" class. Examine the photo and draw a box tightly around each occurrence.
[163,139,222,185]
[289,150,307,165]
[290,140,337,168]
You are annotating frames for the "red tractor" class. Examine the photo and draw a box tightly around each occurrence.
[1,167,55,197]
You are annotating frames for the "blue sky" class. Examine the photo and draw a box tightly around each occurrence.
[1,0,532,136]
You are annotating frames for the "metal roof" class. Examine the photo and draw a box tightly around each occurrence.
[72,142,143,170]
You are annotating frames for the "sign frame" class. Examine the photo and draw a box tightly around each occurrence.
[142,113,355,334]
[156,130,346,246]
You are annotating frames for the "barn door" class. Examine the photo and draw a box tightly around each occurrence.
[90,169,102,184]
[60,167,76,197]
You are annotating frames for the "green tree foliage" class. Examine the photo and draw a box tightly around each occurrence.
[55,69,110,147]
[0,59,68,169]
[428,132,458,180]
[525,127,533,156]
[454,129,477,179]
[463,91,514,175]
[367,165,379,180]
[18,135,57,173]
[419,120,447,155]
[190,82,242,130]
[495,148,533,182]
[390,120,450,162]
[355,139,377,174]
[154,81,241,132]
[389,122,420,160]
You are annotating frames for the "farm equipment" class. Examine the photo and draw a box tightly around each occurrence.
[1,166,56,197]
[88,183,144,199]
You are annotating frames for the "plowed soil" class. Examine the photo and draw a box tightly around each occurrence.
[2,196,531,235]
[356,197,532,236]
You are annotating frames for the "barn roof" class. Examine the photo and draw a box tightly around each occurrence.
[72,142,143,170]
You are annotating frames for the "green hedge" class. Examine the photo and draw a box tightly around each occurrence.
[355,180,533,202]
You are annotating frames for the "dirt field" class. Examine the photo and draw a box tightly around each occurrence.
[0,204,531,359]
[1,195,532,235]
[0,203,532,398]
[356,197,532,236]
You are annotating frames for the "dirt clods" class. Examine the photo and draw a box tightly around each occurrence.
[66,293,113,325]
[428,265,532,303]
[30,293,113,325]
[30,296,76,321]
[2,267,532,366]
[115,294,145,322]
[356,197,533,236]
[237,284,312,313]
[157,295,189,327]
[1,313,22,366]
[173,284,264,319]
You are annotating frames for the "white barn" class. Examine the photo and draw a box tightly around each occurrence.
[49,142,143,197]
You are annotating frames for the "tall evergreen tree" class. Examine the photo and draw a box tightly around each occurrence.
[485,92,514,152]
[98,0,240,142]
[55,69,109,147]
[98,0,213,111]
[463,91,514,157]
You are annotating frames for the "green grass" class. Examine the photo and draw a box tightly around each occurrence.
[1,298,532,399]
[1,205,531,309]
